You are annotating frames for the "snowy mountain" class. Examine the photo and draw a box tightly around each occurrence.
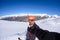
[0,14,59,22]
[0,14,60,40]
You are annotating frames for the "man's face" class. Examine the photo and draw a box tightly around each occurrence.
[28,19,35,26]
[28,16,35,26]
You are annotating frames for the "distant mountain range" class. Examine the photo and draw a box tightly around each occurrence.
[0,14,59,22]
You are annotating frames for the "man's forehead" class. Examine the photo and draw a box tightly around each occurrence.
[28,16,35,19]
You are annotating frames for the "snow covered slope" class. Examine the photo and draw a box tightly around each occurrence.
[36,17,60,33]
[0,20,28,40]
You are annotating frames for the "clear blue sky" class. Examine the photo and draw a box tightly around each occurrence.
[0,0,60,16]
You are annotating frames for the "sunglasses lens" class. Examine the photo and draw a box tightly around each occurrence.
[29,19,34,21]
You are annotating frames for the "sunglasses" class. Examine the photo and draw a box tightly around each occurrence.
[28,19,35,21]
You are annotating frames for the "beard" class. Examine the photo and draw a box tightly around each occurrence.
[29,23,34,27]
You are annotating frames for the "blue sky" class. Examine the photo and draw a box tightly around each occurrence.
[0,0,60,16]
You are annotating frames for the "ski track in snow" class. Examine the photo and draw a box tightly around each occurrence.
[0,17,60,40]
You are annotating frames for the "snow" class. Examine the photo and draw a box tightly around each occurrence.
[36,17,60,33]
[0,20,28,40]
[0,17,60,40]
